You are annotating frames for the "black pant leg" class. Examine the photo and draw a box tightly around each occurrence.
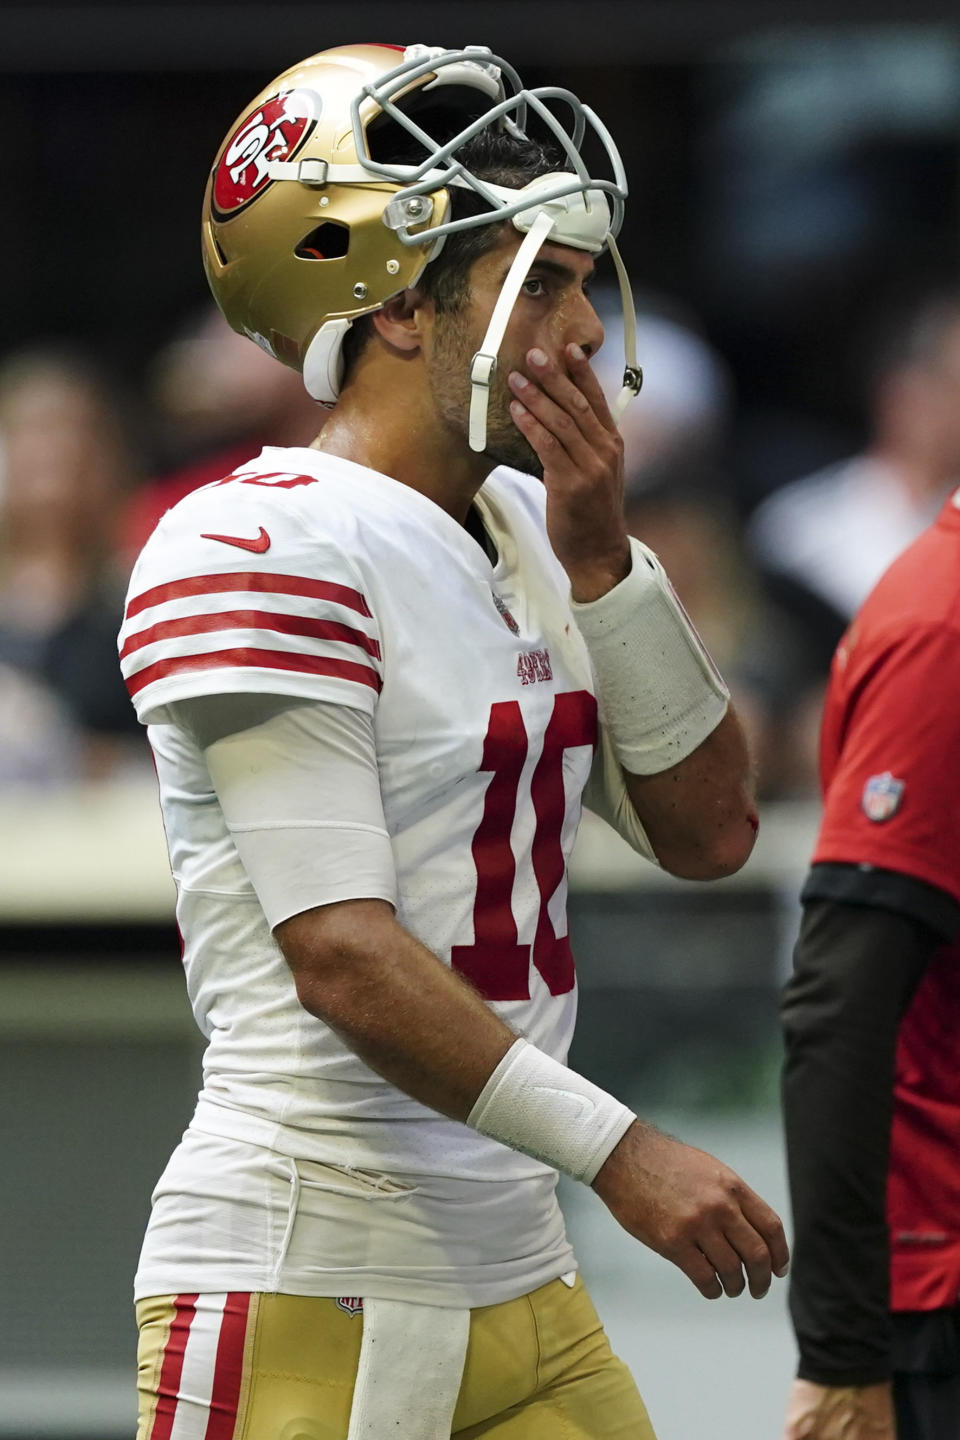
[892,1308,960,1440]
[893,1370,960,1440]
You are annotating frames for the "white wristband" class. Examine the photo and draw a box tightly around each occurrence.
[467,1039,636,1184]
[571,536,729,775]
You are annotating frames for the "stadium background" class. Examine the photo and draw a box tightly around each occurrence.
[2,2,958,1435]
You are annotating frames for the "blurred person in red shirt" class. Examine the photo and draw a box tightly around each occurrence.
[781,488,960,1439]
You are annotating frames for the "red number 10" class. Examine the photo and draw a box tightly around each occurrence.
[450,691,597,1001]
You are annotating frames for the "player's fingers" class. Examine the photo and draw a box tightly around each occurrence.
[740,1188,791,1280]
[719,1214,776,1299]
[521,349,613,445]
[507,380,596,472]
[697,1233,748,1298]
[673,1245,724,1301]
[563,343,619,432]
[509,398,578,475]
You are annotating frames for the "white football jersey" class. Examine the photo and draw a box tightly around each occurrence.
[122,446,604,1305]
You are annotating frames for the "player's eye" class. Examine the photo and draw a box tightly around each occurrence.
[522,276,547,298]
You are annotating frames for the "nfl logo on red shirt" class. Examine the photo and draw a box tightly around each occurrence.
[861,771,905,823]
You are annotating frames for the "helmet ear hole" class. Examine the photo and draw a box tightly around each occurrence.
[209,231,228,267]
[296,222,349,260]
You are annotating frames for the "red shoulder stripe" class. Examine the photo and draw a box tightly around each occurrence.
[126,572,372,620]
[120,609,381,662]
[125,647,382,697]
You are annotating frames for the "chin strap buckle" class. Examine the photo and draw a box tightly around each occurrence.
[612,364,644,424]
[622,364,644,397]
[265,158,328,186]
[470,352,498,388]
[469,353,498,453]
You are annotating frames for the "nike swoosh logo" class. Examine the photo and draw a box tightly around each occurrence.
[531,1086,596,1124]
[200,526,271,554]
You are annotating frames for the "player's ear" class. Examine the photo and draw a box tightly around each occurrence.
[371,288,431,354]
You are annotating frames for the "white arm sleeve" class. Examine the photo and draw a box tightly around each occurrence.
[171,694,397,928]
[571,535,729,775]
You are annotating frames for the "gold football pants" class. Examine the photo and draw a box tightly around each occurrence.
[136,1274,656,1438]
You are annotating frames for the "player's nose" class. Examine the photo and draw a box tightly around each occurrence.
[573,299,604,361]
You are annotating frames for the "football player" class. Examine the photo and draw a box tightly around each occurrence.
[122,44,789,1439]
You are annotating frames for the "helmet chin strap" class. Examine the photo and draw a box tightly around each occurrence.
[467,215,643,455]
[606,234,644,422]
[468,211,555,453]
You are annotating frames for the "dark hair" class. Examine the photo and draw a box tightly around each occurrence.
[340,127,561,383]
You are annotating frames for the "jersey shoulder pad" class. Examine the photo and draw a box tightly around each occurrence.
[119,468,382,726]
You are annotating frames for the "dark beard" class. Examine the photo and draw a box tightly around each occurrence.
[429,315,544,478]
[481,411,544,477]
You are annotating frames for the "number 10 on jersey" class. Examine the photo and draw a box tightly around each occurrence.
[451,691,597,1002]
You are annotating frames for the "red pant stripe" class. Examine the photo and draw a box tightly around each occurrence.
[203,1293,252,1440]
[149,1293,199,1440]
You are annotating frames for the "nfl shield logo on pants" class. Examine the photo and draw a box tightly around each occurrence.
[336,1296,363,1316]
[861,772,905,823]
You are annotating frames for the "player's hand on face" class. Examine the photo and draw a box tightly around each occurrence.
[781,1379,896,1439]
[591,1121,790,1302]
[508,344,630,602]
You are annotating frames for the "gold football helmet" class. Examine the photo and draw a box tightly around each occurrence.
[201,43,641,448]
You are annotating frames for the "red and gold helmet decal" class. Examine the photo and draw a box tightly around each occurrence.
[211,89,318,221]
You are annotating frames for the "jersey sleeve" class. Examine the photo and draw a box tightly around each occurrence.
[118,488,383,726]
[814,622,960,904]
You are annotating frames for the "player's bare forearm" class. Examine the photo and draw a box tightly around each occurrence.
[621,706,758,879]
[275,898,516,1121]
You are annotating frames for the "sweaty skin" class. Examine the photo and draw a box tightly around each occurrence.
[286,225,786,1302]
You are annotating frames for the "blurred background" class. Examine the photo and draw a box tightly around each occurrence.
[2,1,960,1435]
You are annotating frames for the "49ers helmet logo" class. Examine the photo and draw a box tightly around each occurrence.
[211,89,318,221]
